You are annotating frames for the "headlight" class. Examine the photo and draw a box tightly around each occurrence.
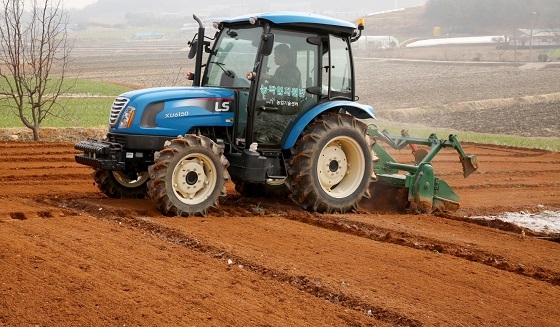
[119,107,136,129]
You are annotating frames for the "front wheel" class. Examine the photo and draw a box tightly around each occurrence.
[147,135,230,217]
[287,113,375,213]
[93,169,149,199]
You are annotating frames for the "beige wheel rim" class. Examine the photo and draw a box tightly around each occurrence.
[316,136,365,198]
[112,171,149,188]
[171,153,217,205]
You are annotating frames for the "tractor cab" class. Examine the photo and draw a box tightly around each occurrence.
[190,13,365,151]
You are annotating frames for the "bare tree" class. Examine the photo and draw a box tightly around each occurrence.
[0,0,72,141]
[549,27,560,47]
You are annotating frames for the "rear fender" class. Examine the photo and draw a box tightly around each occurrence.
[282,100,375,150]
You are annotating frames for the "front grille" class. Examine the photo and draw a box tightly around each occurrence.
[107,133,126,144]
[109,97,130,126]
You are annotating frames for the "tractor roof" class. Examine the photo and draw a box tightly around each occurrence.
[220,12,357,36]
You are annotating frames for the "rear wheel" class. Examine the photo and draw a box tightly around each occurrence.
[93,169,148,199]
[147,135,230,217]
[287,113,374,213]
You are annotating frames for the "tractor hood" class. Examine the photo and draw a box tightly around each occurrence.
[110,86,235,136]
[120,86,234,105]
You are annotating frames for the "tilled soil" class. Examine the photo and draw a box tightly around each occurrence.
[1,141,559,326]
[390,101,560,138]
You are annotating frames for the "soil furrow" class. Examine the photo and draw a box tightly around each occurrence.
[454,182,560,190]
[0,157,76,163]
[0,165,79,170]
[0,142,72,148]
[62,200,423,327]
[276,212,560,286]
[0,173,91,182]
[0,151,77,156]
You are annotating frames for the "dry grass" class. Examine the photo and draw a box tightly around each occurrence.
[0,127,107,143]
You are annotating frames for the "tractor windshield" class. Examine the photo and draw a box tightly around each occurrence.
[203,26,261,88]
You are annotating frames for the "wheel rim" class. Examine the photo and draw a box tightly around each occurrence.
[316,136,365,198]
[171,153,217,205]
[112,171,149,188]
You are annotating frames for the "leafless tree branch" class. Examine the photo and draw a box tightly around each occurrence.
[0,0,73,141]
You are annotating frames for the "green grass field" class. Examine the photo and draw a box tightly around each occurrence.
[61,79,133,95]
[0,77,132,96]
[0,98,117,128]
[546,48,560,60]
[375,121,560,152]
[0,79,132,128]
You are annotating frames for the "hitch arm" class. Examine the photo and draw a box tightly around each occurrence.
[367,126,479,178]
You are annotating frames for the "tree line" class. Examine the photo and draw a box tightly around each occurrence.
[425,0,560,28]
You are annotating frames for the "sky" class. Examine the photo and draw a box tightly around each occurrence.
[63,0,427,13]
[63,0,428,24]
[63,0,97,9]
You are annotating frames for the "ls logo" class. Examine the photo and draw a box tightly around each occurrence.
[214,100,231,112]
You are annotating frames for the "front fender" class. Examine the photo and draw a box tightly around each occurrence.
[283,101,375,150]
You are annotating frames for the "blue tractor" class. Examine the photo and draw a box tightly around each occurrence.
[75,12,477,216]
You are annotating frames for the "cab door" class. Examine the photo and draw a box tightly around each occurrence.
[251,29,320,147]
[201,25,262,147]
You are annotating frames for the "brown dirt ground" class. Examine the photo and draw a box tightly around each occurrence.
[1,140,559,326]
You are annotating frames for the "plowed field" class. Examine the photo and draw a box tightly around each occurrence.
[1,141,559,326]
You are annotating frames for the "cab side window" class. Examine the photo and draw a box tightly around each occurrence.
[323,35,353,100]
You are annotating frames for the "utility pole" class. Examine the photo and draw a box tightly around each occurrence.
[529,11,537,62]
[513,25,517,62]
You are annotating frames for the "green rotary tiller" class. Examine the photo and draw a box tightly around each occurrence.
[368,125,479,213]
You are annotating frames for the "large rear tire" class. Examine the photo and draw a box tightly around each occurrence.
[287,113,374,213]
[93,169,149,199]
[147,135,230,217]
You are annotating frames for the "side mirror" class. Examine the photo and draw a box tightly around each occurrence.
[260,33,274,56]
[188,40,198,59]
[306,86,322,96]
[307,36,322,45]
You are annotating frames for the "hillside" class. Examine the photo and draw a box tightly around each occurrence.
[363,4,557,37]
[364,6,433,36]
